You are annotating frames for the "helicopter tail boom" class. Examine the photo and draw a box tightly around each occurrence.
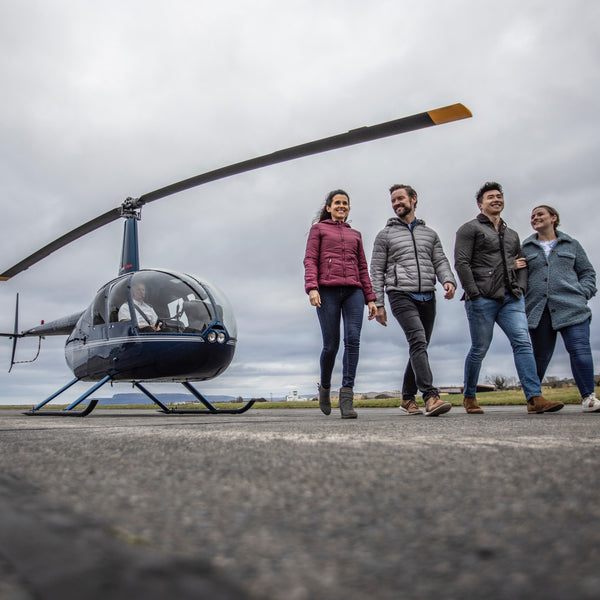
[21,311,83,337]
[1,295,81,371]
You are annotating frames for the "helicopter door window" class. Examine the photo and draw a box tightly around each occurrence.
[108,277,131,324]
[92,289,107,326]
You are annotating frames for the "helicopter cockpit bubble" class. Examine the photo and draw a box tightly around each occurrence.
[104,269,236,339]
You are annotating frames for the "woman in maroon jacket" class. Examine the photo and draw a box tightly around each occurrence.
[304,189,377,418]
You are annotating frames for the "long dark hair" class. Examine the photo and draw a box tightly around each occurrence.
[314,189,350,223]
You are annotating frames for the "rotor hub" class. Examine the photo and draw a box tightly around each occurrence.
[121,197,142,220]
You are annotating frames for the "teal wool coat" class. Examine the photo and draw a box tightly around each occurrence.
[521,231,596,330]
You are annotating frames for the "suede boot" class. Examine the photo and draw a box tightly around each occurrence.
[463,396,484,414]
[318,384,331,415]
[527,396,565,414]
[339,386,357,419]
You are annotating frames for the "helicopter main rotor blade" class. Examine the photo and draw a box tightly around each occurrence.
[137,103,472,206]
[0,207,122,280]
[1,103,471,280]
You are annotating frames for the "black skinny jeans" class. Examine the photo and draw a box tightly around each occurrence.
[388,291,439,402]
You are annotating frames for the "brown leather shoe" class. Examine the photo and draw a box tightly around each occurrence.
[463,396,484,414]
[424,395,451,417]
[400,398,423,415]
[527,396,565,414]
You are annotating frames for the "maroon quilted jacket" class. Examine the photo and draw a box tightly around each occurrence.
[303,219,376,303]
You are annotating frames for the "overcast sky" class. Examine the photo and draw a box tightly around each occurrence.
[1,0,599,404]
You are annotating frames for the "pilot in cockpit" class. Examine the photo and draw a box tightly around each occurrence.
[118,281,162,332]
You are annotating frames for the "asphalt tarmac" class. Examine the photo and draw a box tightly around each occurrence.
[1,404,599,600]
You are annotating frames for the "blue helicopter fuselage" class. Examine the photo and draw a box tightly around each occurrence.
[66,325,235,382]
[60,268,237,382]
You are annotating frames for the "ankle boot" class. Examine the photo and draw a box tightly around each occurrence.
[318,384,331,415]
[339,386,357,419]
[463,396,484,414]
[527,396,564,414]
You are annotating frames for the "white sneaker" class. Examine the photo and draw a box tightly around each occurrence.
[582,394,600,412]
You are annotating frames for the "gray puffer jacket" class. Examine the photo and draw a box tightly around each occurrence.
[370,217,456,306]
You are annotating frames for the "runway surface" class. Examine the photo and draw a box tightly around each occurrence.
[1,405,599,599]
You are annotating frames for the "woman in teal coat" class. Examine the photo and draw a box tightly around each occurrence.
[520,205,599,412]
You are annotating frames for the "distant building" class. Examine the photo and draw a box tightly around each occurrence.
[439,386,462,395]
[440,385,496,394]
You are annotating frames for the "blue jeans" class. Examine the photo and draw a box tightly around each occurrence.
[388,291,439,402]
[464,294,541,401]
[529,307,594,398]
[316,286,365,389]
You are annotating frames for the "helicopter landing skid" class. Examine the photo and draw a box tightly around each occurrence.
[23,376,255,417]
[23,399,99,417]
[24,376,111,417]
[134,381,255,414]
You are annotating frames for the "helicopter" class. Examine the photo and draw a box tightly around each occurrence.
[1,103,472,416]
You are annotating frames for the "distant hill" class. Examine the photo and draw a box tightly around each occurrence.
[97,389,427,405]
[98,393,241,405]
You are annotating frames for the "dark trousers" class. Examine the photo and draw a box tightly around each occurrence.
[529,306,594,398]
[388,291,438,402]
[316,286,365,389]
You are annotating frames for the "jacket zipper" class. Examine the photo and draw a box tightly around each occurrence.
[497,223,510,290]
[409,225,422,293]
[338,222,346,280]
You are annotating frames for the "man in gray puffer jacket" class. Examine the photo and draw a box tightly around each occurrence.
[370,184,456,417]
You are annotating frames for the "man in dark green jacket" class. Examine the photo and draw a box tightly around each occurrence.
[454,181,563,415]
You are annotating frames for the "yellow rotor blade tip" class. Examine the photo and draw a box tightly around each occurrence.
[428,103,473,125]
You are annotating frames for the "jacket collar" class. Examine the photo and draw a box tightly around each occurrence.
[386,216,425,227]
[523,230,572,247]
[476,212,506,231]
[320,218,351,228]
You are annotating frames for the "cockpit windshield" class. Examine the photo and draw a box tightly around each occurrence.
[179,273,237,338]
[106,269,236,338]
